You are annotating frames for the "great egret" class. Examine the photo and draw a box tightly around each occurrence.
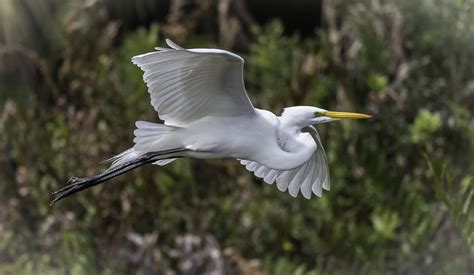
[51,39,371,205]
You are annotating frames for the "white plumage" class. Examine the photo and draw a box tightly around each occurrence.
[51,39,371,205]
[131,42,254,126]
[240,126,329,199]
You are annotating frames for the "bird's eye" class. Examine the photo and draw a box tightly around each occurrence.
[314,111,324,117]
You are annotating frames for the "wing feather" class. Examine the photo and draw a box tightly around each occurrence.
[239,126,330,199]
[132,40,255,126]
[300,156,316,199]
[288,162,309,197]
[309,126,331,191]
[263,170,280,185]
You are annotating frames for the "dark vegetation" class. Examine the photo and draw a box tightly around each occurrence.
[0,0,473,274]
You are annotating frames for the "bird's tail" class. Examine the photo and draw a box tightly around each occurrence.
[106,121,183,169]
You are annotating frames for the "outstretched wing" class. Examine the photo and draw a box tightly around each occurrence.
[240,126,330,199]
[132,39,255,126]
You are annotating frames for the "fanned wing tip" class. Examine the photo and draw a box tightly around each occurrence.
[165,38,185,50]
[239,157,329,199]
[301,189,311,200]
[323,173,331,191]
[151,39,185,51]
[131,53,147,64]
[132,39,184,63]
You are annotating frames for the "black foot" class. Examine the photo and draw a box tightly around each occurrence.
[52,176,82,195]
[50,176,94,206]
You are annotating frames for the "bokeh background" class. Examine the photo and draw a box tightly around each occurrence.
[1,0,473,274]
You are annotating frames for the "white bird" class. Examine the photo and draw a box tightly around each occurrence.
[51,39,371,205]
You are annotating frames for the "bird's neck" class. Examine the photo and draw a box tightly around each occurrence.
[276,120,308,150]
[247,110,316,170]
[267,118,316,170]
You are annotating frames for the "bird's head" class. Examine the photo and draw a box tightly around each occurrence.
[281,106,372,129]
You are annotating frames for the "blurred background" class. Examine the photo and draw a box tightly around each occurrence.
[1,0,473,274]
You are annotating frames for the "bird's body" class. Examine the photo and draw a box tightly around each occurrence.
[51,39,371,205]
[130,108,316,170]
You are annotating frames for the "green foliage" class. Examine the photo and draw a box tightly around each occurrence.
[367,73,388,92]
[370,207,400,239]
[410,109,442,143]
[425,101,474,255]
[248,20,302,107]
[263,257,327,275]
[427,159,474,254]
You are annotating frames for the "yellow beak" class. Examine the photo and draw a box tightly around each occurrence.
[321,111,372,119]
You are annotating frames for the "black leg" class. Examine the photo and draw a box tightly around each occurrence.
[50,148,188,206]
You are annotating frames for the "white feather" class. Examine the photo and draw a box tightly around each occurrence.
[131,40,255,127]
[237,126,330,199]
